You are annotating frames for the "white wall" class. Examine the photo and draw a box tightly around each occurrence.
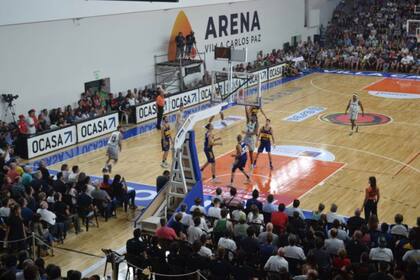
[0,0,339,119]
[0,0,252,26]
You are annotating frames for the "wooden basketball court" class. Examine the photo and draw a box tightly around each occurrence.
[43,72,420,273]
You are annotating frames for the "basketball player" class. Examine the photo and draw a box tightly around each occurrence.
[345,93,365,135]
[160,115,173,168]
[201,123,222,182]
[242,114,258,169]
[254,118,275,170]
[104,125,124,173]
[246,104,267,123]
[230,134,251,186]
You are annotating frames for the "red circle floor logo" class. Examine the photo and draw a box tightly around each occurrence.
[320,113,392,126]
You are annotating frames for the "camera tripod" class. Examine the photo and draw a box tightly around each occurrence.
[2,102,18,124]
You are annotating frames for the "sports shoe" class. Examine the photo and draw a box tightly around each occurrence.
[160,162,167,168]
[107,164,112,173]
[211,177,221,183]
[356,126,359,133]
[222,121,227,127]
[270,163,274,170]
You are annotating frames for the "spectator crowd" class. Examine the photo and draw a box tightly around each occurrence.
[126,188,420,280]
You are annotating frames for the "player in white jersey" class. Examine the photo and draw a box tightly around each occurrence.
[242,114,258,170]
[104,125,124,173]
[345,93,364,135]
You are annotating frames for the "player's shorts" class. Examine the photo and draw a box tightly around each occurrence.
[232,158,246,172]
[243,136,256,151]
[106,145,119,160]
[161,139,170,152]
[204,148,215,163]
[257,140,271,153]
[350,111,358,121]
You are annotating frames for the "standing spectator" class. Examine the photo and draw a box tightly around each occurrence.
[185,31,196,59]
[175,32,185,60]
[156,170,170,193]
[362,176,380,221]
[5,205,27,252]
[26,110,38,135]
[286,199,305,220]
[17,115,28,135]
[155,88,165,130]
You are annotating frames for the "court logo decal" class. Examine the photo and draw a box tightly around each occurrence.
[270,145,335,161]
[283,106,326,122]
[364,78,420,99]
[320,113,391,126]
[367,91,420,99]
[205,115,245,130]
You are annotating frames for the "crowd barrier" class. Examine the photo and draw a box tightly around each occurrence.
[22,63,286,160]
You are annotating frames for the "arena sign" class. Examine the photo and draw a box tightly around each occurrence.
[76,112,119,143]
[27,125,77,158]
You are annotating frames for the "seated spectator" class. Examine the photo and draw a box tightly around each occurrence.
[286,199,305,220]
[390,213,409,238]
[189,197,206,215]
[245,189,263,212]
[258,222,279,245]
[207,198,222,220]
[260,233,277,264]
[311,203,325,221]
[326,203,346,225]
[283,234,306,261]
[262,194,277,214]
[369,236,394,263]
[264,247,289,272]
[111,175,136,212]
[328,219,349,241]
[271,203,288,234]
[347,208,365,236]
[179,203,192,226]
[155,218,177,241]
[187,216,204,244]
[213,208,232,241]
[247,204,264,233]
[346,230,369,263]
[368,261,393,280]
[324,228,345,256]
[332,249,351,270]
[212,187,223,203]
[68,166,79,183]
[198,234,213,258]
[240,227,260,261]
[231,204,246,222]
[217,231,237,260]
[170,212,186,238]
[209,247,231,280]
[222,187,243,209]
[233,216,248,240]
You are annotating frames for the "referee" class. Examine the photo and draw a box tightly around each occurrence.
[156,87,165,130]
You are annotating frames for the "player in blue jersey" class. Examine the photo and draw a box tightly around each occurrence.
[254,118,275,170]
[201,123,222,182]
[160,116,173,168]
[230,134,251,186]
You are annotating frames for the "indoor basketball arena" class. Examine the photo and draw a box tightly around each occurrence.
[0,0,419,279]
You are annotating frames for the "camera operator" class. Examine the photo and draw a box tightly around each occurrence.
[175,32,185,60]
[185,31,196,59]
